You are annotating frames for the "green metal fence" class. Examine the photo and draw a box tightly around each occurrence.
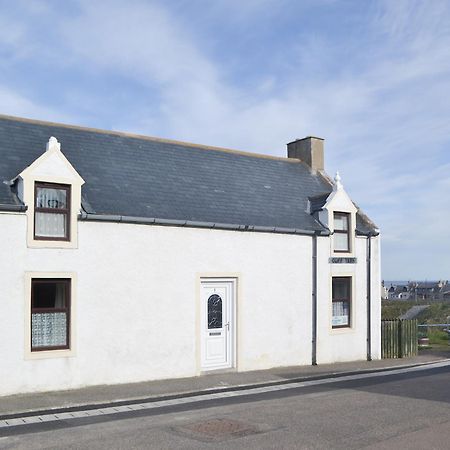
[381,319,418,358]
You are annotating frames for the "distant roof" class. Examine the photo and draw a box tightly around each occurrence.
[410,281,442,289]
[0,114,377,235]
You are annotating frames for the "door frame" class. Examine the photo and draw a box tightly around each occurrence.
[197,276,238,373]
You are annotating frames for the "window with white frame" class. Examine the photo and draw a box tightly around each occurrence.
[332,277,351,328]
[333,212,350,253]
[31,278,71,351]
[34,182,71,240]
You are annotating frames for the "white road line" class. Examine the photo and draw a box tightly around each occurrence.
[1,360,449,430]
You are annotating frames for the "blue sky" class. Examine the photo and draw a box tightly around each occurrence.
[1,0,449,280]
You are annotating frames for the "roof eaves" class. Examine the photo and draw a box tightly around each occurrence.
[0,204,27,212]
[78,213,329,236]
[356,229,380,237]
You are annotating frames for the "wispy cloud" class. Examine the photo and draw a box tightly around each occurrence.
[0,0,448,278]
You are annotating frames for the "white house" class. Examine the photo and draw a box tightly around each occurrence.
[0,114,381,397]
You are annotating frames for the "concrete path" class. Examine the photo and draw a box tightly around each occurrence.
[1,349,449,418]
[399,305,430,319]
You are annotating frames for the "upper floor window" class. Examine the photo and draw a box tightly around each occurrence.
[333,212,350,253]
[34,182,71,241]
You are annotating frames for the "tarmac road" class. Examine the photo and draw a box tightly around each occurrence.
[1,364,450,449]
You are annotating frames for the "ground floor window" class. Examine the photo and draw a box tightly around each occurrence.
[332,277,351,328]
[31,278,70,351]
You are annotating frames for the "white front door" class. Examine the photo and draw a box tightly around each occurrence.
[200,279,235,371]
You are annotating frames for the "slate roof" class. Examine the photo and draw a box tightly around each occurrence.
[0,114,377,235]
[308,193,329,214]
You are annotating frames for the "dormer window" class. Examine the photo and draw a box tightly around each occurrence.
[333,212,350,253]
[34,182,71,241]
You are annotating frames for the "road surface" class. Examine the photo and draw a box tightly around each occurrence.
[1,363,450,449]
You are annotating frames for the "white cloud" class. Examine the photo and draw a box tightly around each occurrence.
[0,0,448,278]
[0,86,71,122]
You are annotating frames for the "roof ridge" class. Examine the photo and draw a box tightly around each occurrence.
[0,113,299,164]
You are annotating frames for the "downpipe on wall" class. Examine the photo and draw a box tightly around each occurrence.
[366,234,372,361]
[312,232,318,365]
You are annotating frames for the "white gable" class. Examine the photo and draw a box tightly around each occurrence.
[31,150,78,179]
[324,172,357,214]
[318,172,357,229]
[18,136,84,185]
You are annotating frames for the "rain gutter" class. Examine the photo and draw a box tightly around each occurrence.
[78,213,331,237]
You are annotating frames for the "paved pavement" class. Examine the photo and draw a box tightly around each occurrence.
[1,348,449,418]
[399,305,430,319]
[1,361,450,449]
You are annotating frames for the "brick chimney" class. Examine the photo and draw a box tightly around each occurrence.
[287,136,324,172]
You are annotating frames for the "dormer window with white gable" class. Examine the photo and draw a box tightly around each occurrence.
[316,171,357,257]
[12,136,85,249]
[34,182,71,241]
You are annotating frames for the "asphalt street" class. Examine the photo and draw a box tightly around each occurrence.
[1,364,449,449]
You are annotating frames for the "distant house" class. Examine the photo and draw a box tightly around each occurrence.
[0,114,381,397]
[441,284,450,301]
[409,281,448,300]
[388,284,410,300]
[386,280,449,301]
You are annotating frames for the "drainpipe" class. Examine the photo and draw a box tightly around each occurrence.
[366,234,372,361]
[312,232,318,365]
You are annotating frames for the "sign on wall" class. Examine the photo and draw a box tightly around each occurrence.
[329,257,357,264]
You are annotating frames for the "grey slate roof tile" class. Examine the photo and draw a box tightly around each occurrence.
[0,115,377,234]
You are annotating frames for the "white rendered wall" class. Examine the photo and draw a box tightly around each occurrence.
[0,212,314,396]
[315,235,381,364]
[0,212,380,396]
[370,236,382,359]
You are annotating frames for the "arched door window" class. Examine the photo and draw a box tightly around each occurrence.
[207,294,222,329]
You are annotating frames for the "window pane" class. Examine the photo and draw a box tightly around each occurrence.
[332,301,350,326]
[35,212,66,237]
[32,312,67,348]
[333,278,350,300]
[334,214,348,231]
[36,187,67,209]
[334,233,349,251]
[32,281,67,308]
[208,294,223,329]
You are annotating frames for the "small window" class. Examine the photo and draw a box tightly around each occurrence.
[332,277,351,328]
[333,212,350,253]
[31,279,70,351]
[34,182,70,240]
[207,294,223,329]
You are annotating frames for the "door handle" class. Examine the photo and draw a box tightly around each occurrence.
[225,322,230,331]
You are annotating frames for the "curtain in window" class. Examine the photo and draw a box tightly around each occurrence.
[35,212,66,237]
[36,188,67,209]
[334,214,348,231]
[32,313,67,348]
[334,233,349,251]
[332,301,349,326]
[55,283,66,308]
